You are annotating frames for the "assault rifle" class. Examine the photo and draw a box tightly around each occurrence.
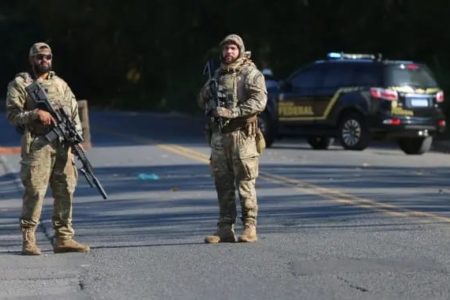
[25,82,108,199]
[203,60,228,132]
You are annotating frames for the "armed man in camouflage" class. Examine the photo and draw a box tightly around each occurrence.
[6,42,90,255]
[199,34,267,243]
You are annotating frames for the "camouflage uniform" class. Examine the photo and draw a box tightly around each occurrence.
[199,34,267,242]
[6,43,84,254]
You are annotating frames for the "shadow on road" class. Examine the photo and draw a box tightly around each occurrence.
[2,161,449,252]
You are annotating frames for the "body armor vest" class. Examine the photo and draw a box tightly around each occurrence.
[217,72,238,110]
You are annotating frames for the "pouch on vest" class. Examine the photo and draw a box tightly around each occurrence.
[255,128,266,154]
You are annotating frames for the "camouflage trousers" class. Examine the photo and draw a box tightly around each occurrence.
[19,136,78,239]
[210,130,259,226]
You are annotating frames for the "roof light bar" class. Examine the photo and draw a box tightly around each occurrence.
[327,52,378,60]
[327,52,342,59]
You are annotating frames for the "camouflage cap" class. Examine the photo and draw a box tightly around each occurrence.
[29,42,52,57]
[220,34,245,57]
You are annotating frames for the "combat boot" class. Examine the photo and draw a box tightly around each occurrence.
[21,228,41,255]
[53,238,90,253]
[204,223,236,244]
[238,223,257,243]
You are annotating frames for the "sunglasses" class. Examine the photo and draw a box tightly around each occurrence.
[35,54,52,60]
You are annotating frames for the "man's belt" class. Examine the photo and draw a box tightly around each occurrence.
[221,115,257,133]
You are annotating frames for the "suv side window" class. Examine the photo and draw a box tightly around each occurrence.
[289,64,325,92]
[351,64,382,86]
[322,63,354,89]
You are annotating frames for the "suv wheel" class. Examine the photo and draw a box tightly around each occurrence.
[338,112,370,150]
[258,112,275,148]
[307,137,334,150]
[398,137,432,155]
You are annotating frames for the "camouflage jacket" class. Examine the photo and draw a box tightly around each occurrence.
[6,71,82,137]
[199,57,267,125]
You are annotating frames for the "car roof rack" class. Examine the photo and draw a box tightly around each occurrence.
[327,52,383,61]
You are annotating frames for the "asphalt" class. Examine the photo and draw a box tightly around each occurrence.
[431,135,450,153]
[1,110,450,299]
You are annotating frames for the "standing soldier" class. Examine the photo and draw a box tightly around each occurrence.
[199,34,267,243]
[6,42,90,255]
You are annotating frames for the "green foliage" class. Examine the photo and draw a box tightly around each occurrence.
[2,0,450,118]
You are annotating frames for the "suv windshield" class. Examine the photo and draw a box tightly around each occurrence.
[384,64,438,88]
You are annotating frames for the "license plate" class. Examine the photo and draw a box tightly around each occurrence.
[410,98,429,107]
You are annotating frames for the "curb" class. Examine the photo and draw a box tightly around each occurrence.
[0,147,21,155]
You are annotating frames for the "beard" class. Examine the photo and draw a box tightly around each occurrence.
[33,63,52,75]
[222,54,239,65]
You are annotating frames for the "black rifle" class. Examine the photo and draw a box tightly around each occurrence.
[203,60,228,132]
[25,82,108,199]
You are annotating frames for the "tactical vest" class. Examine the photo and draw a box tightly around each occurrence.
[213,63,257,110]
[17,72,72,136]
[211,64,259,133]
[216,71,238,109]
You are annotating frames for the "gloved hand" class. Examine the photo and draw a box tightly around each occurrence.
[34,108,55,126]
[214,107,234,119]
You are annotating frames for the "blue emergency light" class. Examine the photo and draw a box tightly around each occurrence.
[327,52,377,60]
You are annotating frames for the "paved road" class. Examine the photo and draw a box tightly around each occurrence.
[1,111,450,299]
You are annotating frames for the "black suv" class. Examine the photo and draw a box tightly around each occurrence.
[260,52,446,154]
